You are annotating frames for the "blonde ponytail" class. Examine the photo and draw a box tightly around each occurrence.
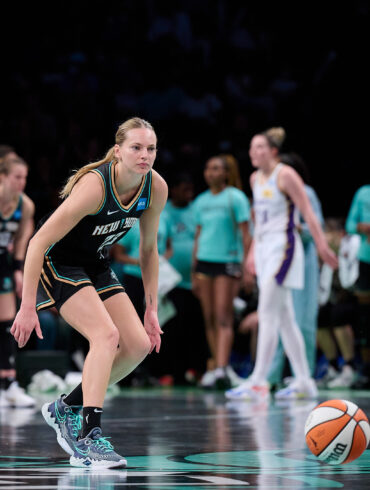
[218,154,243,190]
[262,126,286,150]
[60,117,155,199]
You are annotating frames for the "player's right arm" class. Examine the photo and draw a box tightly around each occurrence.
[11,172,104,348]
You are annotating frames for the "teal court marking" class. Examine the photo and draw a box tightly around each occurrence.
[1,450,369,488]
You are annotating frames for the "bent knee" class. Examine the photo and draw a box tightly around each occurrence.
[139,334,151,358]
[92,324,120,351]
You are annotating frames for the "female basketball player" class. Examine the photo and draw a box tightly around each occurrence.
[226,128,337,401]
[192,154,251,389]
[10,117,168,468]
[0,155,35,408]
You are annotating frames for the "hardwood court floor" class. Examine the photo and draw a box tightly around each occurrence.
[0,387,369,488]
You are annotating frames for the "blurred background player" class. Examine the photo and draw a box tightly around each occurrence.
[192,154,251,389]
[0,152,36,407]
[226,127,337,401]
[345,184,370,388]
[316,218,358,388]
[157,173,208,384]
[267,152,324,387]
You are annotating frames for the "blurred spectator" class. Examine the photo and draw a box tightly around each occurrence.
[316,219,358,388]
[156,173,208,384]
[346,184,370,387]
[192,154,251,389]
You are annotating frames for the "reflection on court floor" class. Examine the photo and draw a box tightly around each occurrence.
[0,388,369,488]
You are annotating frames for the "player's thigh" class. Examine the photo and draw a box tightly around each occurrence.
[214,275,239,318]
[102,292,150,354]
[59,286,117,342]
[0,292,16,321]
[195,275,215,321]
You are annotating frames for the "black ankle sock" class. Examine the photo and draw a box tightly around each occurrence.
[64,383,83,407]
[81,406,103,438]
[329,359,339,371]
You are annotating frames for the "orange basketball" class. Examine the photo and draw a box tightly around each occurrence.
[304,399,370,465]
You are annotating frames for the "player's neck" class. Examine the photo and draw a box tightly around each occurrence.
[114,161,144,194]
[209,183,227,194]
[260,160,278,178]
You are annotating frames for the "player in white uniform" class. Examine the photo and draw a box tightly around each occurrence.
[226,127,337,400]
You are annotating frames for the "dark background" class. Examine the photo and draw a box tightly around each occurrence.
[1,1,368,221]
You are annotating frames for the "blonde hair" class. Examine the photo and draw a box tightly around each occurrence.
[262,127,286,150]
[218,154,243,190]
[60,117,155,199]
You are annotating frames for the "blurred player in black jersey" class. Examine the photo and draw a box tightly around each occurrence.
[11,117,168,468]
[0,153,35,408]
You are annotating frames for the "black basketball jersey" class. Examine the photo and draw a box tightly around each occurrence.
[0,195,23,256]
[46,161,153,267]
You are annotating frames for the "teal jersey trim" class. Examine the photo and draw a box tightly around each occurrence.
[108,161,149,213]
[46,257,90,283]
[89,169,107,216]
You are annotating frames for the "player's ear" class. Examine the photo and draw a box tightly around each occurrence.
[114,144,121,160]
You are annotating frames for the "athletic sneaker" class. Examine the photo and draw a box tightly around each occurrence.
[2,382,36,408]
[199,369,217,388]
[327,365,356,389]
[0,390,10,408]
[225,379,270,401]
[274,378,318,400]
[42,394,82,456]
[316,366,339,388]
[70,427,127,468]
[225,365,245,387]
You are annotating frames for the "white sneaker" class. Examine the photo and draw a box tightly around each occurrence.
[327,365,356,389]
[200,369,218,388]
[316,365,339,388]
[275,378,318,400]
[5,382,36,408]
[225,366,245,387]
[225,378,270,401]
[0,389,11,408]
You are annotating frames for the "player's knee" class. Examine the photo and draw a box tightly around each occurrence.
[139,334,151,359]
[215,310,232,328]
[95,324,120,352]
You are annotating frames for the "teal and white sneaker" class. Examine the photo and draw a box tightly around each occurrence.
[42,394,82,455]
[70,427,127,468]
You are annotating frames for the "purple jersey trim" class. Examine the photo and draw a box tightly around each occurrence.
[275,199,295,285]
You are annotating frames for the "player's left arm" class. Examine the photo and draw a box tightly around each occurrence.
[12,194,35,297]
[278,166,337,268]
[139,170,168,353]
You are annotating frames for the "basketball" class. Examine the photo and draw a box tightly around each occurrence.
[305,399,370,465]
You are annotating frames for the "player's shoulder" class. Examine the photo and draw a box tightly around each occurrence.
[151,169,168,195]
[193,189,210,204]
[355,185,370,198]
[249,170,258,187]
[21,192,35,215]
[149,169,168,210]
[228,186,246,199]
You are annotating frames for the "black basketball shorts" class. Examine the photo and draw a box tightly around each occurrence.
[194,260,242,279]
[36,257,125,312]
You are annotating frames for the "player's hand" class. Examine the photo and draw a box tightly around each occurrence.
[10,306,43,348]
[13,270,23,299]
[318,243,338,270]
[244,253,256,276]
[144,308,163,354]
